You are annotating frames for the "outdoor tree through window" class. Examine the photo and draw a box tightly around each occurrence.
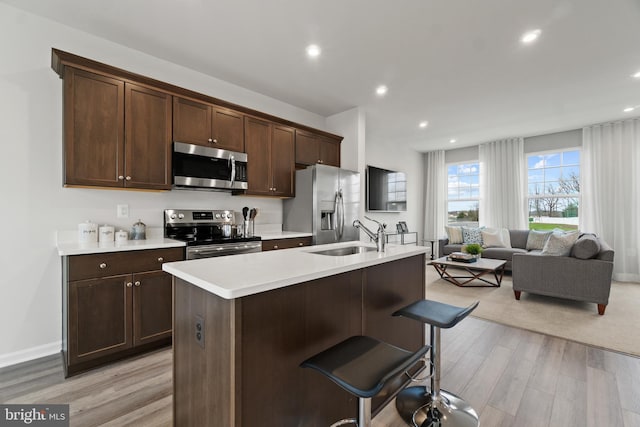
[527,149,580,230]
[447,162,480,227]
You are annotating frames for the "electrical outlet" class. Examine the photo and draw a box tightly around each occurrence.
[195,315,205,348]
[117,204,129,218]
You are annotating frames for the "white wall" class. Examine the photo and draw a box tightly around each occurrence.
[0,4,335,365]
[364,139,425,243]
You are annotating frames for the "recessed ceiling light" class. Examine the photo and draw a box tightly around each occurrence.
[375,85,388,96]
[521,29,542,44]
[624,107,635,112]
[633,71,640,79]
[449,139,457,144]
[419,121,429,128]
[306,44,321,58]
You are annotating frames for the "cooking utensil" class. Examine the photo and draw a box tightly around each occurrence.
[249,208,257,219]
[242,207,249,220]
[130,219,146,240]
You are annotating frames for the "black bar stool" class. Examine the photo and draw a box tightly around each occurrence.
[393,299,480,427]
[301,335,431,427]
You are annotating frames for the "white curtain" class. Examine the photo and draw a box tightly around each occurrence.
[423,150,446,245]
[582,119,640,282]
[479,138,527,229]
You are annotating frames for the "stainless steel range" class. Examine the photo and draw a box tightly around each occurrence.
[164,209,261,260]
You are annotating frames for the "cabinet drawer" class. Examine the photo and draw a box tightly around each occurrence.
[262,237,312,251]
[68,247,184,281]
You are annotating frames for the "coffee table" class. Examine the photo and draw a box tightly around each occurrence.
[430,256,507,287]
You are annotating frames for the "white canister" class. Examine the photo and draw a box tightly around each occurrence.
[78,221,98,243]
[99,225,115,243]
[115,230,129,243]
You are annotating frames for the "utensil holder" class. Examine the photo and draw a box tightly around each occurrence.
[244,220,254,237]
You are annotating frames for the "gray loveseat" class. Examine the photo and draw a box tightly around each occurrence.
[438,230,615,315]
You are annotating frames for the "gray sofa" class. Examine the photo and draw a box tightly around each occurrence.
[439,230,531,271]
[438,230,615,315]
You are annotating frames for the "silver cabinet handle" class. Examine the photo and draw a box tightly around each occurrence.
[134,281,141,287]
[208,138,213,143]
[126,282,133,288]
[212,139,218,143]
[158,257,164,262]
[118,175,124,180]
[99,263,107,269]
[125,176,132,181]
[273,245,278,249]
[298,242,304,246]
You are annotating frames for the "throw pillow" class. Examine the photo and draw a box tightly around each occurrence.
[462,226,484,245]
[541,230,580,256]
[571,234,601,259]
[445,226,464,244]
[526,230,552,250]
[481,228,512,248]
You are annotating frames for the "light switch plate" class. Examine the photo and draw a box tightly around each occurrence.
[117,204,129,218]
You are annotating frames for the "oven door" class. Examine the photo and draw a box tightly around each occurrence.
[186,241,262,260]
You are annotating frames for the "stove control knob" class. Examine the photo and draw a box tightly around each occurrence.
[226,213,233,219]
[170,214,177,219]
[178,213,185,219]
[215,213,221,219]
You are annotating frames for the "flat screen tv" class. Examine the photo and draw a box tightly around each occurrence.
[366,165,407,212]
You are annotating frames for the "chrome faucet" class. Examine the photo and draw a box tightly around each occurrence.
[353,216,386,252]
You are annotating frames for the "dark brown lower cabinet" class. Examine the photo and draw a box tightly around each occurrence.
[173,254,425,427]
[63,247,183,376]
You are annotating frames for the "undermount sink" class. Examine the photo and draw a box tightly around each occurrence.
[309,245,377,256]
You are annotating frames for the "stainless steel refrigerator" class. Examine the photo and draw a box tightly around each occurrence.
[283,164,360,245]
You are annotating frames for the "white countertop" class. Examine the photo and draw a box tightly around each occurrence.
[259,231,313,240]
[57,238,185,256]
[163,241,428,299]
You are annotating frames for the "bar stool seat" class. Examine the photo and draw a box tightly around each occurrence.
[301,335,431,427]
[393,299,480,427]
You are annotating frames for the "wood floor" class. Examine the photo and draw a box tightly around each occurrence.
[2,317,639,427]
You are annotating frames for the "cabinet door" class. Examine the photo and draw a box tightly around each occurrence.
[212,107,245,152]
[64,67,124,187]
[319,137,340,167]
[132,270,173,346]
[68,275,132,364]
[173,97,212,147]
[244,116,272,195]
[125,83,172,190]
[271,125,295,197]
[295,130,320,165]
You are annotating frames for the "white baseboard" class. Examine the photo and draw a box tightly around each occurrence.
[0,342,61,369]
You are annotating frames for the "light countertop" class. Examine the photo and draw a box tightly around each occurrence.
[259,231,313,240]
[163,241,428,299]
[57,238,185,256]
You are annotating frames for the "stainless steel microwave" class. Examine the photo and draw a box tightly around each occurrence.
[172,142,248,191]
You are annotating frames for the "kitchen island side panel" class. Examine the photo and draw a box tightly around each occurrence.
[173,278,239,427]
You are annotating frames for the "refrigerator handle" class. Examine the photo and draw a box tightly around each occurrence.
[336,189,344,239]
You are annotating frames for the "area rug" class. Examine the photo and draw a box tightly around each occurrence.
[424,268,640,357]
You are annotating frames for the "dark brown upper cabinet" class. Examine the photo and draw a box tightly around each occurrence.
[63,67,171,190]
[244,117,295,197]
[173,97,245,152]
[295,129,341,167]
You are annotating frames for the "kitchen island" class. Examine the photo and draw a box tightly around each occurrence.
[163,241,429,427]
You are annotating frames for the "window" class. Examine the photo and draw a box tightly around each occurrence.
[447,162,480,227]
[527,149,580,231]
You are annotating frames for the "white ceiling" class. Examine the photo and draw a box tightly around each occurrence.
[4,0,640,151]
